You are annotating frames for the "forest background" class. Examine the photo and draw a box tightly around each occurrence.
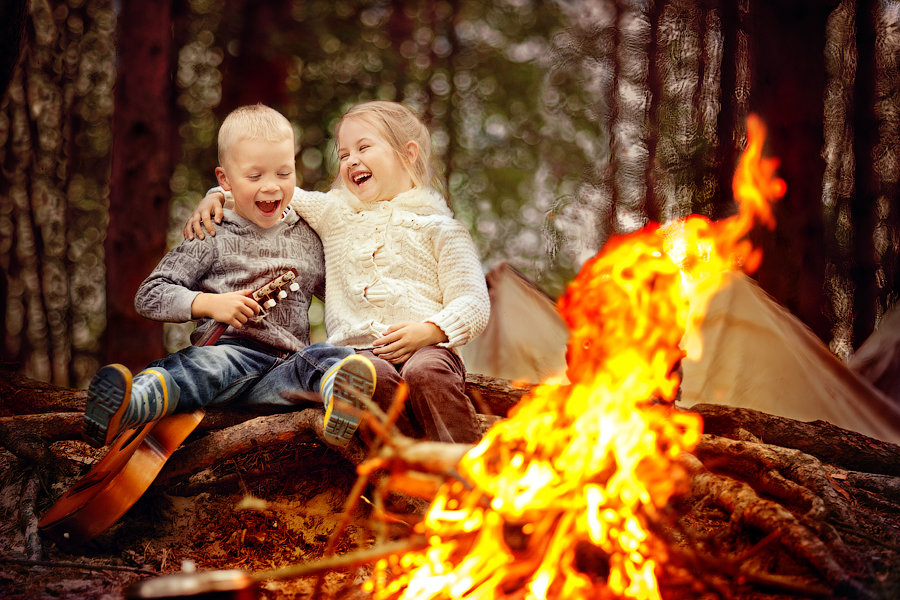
[1,0,898,390]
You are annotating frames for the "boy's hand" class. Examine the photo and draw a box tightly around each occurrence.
[372,322,447,364]
[184,191,226,241]
[191,290,260,328]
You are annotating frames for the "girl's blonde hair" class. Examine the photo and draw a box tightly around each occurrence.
[218,104,295,165]
[333,101,443,193]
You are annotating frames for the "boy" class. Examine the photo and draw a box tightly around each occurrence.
[84,104,375,449]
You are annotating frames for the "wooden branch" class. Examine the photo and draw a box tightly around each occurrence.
[155,409,359,487]
[0,364,86,416]
[20,473,42,561]
[369,436,474,476]
[464,372,534,416]
[691,403,900,476]
[693,435,854,526]
[251,536,429,582]
[0,556,158,576]
[661,542,834,598]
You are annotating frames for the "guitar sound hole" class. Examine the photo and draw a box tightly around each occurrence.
[68,470,110,495]
[119,427,145,447]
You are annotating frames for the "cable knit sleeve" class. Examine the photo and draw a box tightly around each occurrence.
[427,219,490,348]
[288,188,333,232]
[134,237,215,322]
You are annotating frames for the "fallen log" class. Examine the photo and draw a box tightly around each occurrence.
[692,402,900,476]
[0,370,528,427]
[0,363,87,416]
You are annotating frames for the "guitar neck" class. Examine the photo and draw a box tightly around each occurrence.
[194,269,298,347]
[194,322,227,347]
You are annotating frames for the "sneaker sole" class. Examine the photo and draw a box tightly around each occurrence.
[323,356,376,447]
[83,364,132,448]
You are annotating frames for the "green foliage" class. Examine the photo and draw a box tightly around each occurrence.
[169,0,595,300]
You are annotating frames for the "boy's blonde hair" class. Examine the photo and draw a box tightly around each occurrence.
[218,104,295,165]
[333,101,442,192]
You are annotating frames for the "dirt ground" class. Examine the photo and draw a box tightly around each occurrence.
[0,437,394,599]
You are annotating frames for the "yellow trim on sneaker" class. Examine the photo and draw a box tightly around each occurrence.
[137,368,170,416]
[320,361,342,395]
[323,401,334,427]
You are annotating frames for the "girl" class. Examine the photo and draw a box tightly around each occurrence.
[186,101,490,444]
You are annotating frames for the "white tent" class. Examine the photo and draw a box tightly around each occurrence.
[460,263,569,384]
[849,302,900,404]
[677,271,900,444]
[463,264,900,445]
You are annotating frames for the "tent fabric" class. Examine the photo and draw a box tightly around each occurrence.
[849,303,900,404]
[460,264,900,445]
[679,271,900,445]
[460,263,569,384]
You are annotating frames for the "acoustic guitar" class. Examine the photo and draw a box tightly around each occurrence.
[38,270,300,548]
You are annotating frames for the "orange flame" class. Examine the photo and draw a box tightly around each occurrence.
[366,115,785,599]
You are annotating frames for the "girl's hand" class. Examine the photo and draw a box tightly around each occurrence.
[184,191,226,240]
[372,322,447,364]
[191,290,260,328]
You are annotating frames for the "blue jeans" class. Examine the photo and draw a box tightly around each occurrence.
[146,339,354,411]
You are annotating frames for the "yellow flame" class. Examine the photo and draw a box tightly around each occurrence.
[366,115,785,599]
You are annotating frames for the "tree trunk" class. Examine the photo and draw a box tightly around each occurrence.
[713,0,741,219]
[747,0,837,342]
[851,0,879,348]
[104,3,176,371]
[218,0,293,114]
[0,0,27,99]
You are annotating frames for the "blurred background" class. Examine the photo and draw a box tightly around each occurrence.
[1,0,898,388]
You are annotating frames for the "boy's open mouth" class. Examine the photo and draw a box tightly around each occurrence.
[256,199,281,214]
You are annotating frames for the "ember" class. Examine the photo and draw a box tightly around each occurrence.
[366,115,785,599]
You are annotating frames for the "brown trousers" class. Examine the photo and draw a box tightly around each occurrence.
[356,345,480,444]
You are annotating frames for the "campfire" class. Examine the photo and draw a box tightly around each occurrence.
[365,115,786,599]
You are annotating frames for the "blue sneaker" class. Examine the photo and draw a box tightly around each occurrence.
[320,355,376,447]
[83,364,179,448]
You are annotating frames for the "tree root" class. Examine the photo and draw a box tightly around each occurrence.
[693,435,858,527]
[681,449,878,599]
[19,472,42,561]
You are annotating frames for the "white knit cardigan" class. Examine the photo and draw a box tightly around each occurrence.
[290,185,490,350]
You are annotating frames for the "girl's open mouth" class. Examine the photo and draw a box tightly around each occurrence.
[352,171,372,186]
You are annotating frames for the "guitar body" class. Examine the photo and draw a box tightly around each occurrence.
[38,410,205,547]
[39,269,300,547]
